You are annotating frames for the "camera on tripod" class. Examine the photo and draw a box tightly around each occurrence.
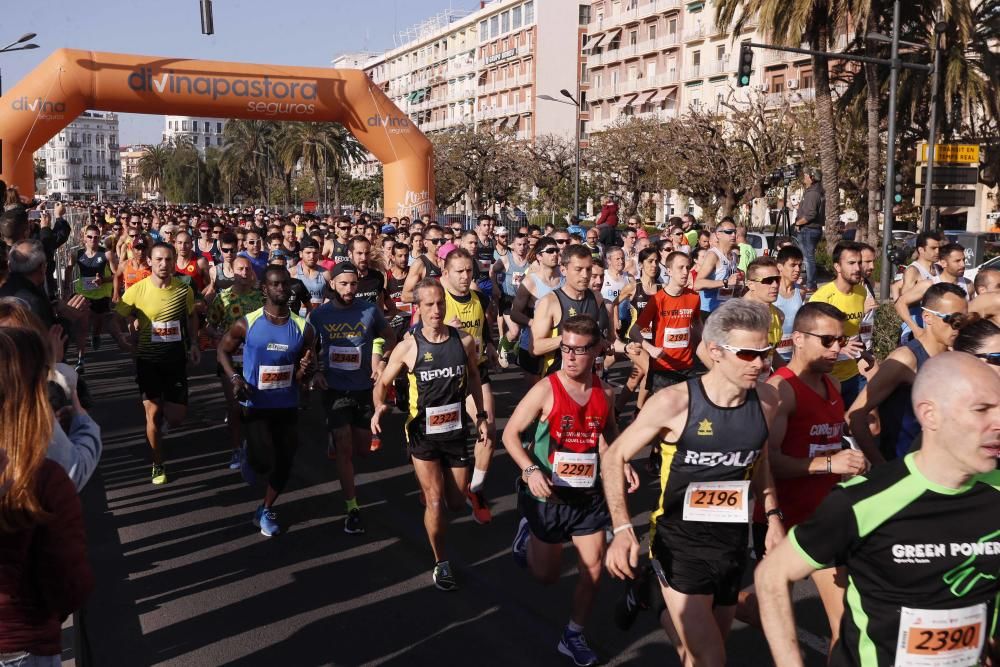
[769,163,801,187]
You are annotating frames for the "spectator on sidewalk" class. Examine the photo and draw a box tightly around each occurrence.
[595,195,619,247]
[0,300,102,491]
[795,167,826,290]
[0,326,94,666]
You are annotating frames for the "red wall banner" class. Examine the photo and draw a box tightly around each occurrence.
[0,49,434,217]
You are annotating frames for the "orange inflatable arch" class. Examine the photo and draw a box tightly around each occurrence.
[0,49,434,217]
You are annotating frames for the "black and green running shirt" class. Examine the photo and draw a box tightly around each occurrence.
[789,454,1000,667]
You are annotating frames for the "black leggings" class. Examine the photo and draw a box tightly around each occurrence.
[242,407,299,494]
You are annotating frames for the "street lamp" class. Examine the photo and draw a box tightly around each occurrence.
[0,32,40,96]
[538,89,581,218]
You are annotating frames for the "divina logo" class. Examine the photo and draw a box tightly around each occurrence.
[11,97,66,114]
[368,115,411,135]
[127,68,319,116]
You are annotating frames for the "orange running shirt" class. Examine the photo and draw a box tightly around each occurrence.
[635,288,701,372]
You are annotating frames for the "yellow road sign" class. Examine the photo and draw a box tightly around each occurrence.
[920,143,980,164]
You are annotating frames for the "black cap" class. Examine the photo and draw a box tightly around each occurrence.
[331,262,358,278]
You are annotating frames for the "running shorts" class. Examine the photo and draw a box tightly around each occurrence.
[324,388,375,430]
[650,531,747,606]
[408,431,471,469]
[517,482,609,544]
[136,358,188,405]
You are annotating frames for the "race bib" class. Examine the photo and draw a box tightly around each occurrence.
[809,442,843,458]
[82,276,100,291]
[895,603,986,666]
[512,271,524,287]
[776,333,794,354]
[328,345,362,371]
[662,327,690,349]
[426,402,462,435]
[258,364,293,390]
[682,480,750,523]
[717,287,734,301]
[151,320,182,343]
[859,322,874,346]
[552,451,598,488]
[640,327,653,341]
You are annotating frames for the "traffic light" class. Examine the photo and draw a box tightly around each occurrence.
[737,44,753,87]
[894,169,904,203]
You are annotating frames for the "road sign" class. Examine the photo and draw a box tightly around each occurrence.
[915,188,977,208]
[917,165,979,185]
[919,143,980,164]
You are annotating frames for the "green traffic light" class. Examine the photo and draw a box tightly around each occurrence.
[740,75,749,86]
[894,194,903,203]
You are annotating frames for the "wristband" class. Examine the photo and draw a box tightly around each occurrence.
[765,508,784,521]
[826,455,832,474]
[373,337,385,356]
[476,411,488,420]
[613,524,634,535]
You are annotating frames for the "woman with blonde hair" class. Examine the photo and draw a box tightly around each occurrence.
[0,326,94,665]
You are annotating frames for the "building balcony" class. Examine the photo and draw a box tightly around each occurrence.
[764,88,817,108]
[683,25,706,42]
[587,0,681,31]
[705,59,729,76]
[481,74,527,94]
[685,64,702,80]
[68,141,81,148]
[477,101,527,120]
[651,69,680,86]
[656,34,681,50]
[69,158,82,165]
[514,130,531,141]
[634,108,677,123]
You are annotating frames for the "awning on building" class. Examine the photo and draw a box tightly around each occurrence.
[586,32,608,52]
[614,93,639,109]
[605,28,623,44]
[634,89,658,106]
[648,87,676,104]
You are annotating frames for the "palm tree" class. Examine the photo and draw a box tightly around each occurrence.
[716,0,861,246]
[137,144,170,196]
[274,122,365,213]
[220,119,277,205]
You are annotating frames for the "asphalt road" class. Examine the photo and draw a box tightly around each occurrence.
[69,346,832,667]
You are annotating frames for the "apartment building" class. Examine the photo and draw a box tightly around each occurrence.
[162,116,227,154]
[584,0,834,133]
[361,1,584,142]
[39,111,121,200]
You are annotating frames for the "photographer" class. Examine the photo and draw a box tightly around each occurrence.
[794,167,825,291]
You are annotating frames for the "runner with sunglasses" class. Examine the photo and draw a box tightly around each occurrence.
[207,233,241,298]
[64,224,119,366]
[503,315,637,667]
[756,351,1000,667]
[692,220,739,318]
[736,302,866,651]
[774,246,807,362]
[808,241,870,409]
[113,231,152,299]
[896,243,974,337]
[330,216,353,265]
[510,237,565,380]
[740,256,787,372]
[953,318,1000,373]
[206,256,263,470]
[400,225,446,305]
[848,283,970,462]
[239,231,268,281]
[602,299,785,667]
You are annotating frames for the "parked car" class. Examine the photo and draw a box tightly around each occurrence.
[965,255,1000,283]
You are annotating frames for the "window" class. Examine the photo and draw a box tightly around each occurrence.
[649,24,657,40]
[668,18,677,35]
[579,4,591,25]
[480,20,488,42]
[217,137,222,146]
[217,122,223,132]
[501,11,510,32]
[491,15,499,38]
[693,51,701,66]
[771,74,784,93]
[800,70,814,89]
[524,1,534,24]
[205,121,211,132]
[717,45,726,62]
[182,121,189,131]
[205,136,210,147]
[629,30,638,45]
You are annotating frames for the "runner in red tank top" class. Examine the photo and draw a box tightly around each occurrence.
[739,302,868,655]
[501,315,638,667]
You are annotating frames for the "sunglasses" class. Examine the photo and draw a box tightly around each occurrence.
[427,238,445,245]
[921,307,969,330]
[719,343,772,361]
[220,247,236,253]
[85,235,100,240]
[337,226,351,231]
[798,331,848,348]
[539,247,560,255]
[717,228,736,235]
[199,228,210,233]
[751,275,781,286]
[975,352,1000,366]
[555,239,569,245]
[559,343,593,356]
[672,231,684,236]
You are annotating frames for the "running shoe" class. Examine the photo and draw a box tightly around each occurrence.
[466,490,492,524]
[240,446,257,486]
[558,628,599,667]
[227,450,241,470]
[512,517,530,569]
[432,560,458,592]
[497,346,510,369]
[613,562,653,631]
[369,434,382,453]
[253,505,280,537]
[74,359,85,375]
[344,508,365,534]
[151,464,168,485]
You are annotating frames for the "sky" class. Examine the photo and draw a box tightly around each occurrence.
[2,0,480,144]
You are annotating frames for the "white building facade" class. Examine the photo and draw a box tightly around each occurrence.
[162,116,227,154]
[40,111,121,200]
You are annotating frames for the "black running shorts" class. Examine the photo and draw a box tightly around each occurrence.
[324,388,375,431]
[518,482,609,544]
[136,358,188,405]
[408,431,471,469]
[650,531,747,606]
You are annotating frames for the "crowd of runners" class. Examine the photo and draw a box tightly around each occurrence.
[1,197,999,666]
